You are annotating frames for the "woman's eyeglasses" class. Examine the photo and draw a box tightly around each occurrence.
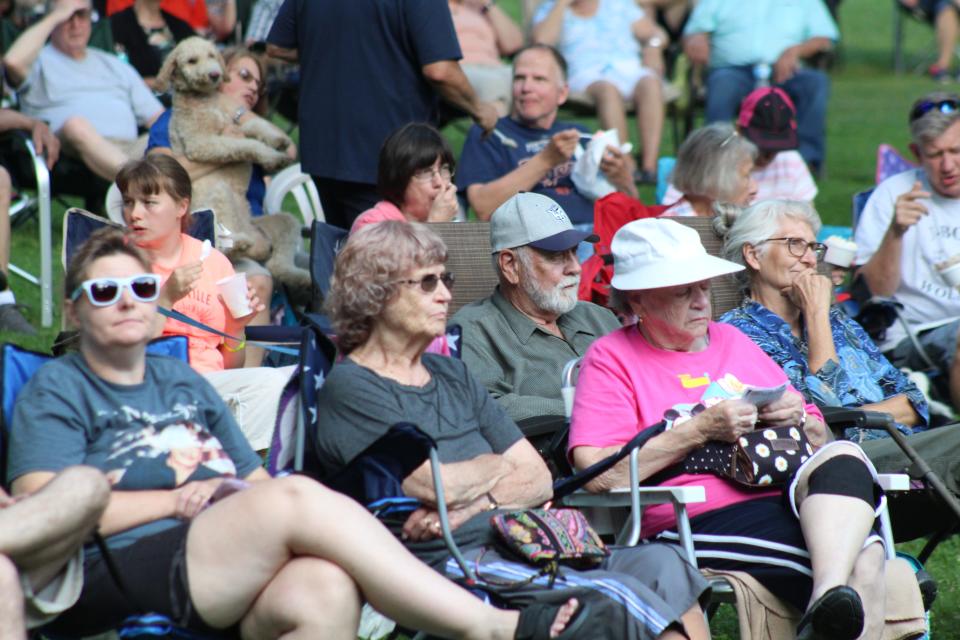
[756,237,827,260]
[412,165,454,182]
[909,98,959,123]
[71,274,162,307]
[396,272,455,293]
[234,66,264,95]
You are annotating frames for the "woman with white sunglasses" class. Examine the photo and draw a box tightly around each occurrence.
[6,226,582,640]
[115,154,290,452]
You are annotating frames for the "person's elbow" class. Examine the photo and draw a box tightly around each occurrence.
[421,60,458,86]
[3,58,28,89]
[266,43,298,62]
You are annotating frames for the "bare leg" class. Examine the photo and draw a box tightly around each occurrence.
[243,273,273,368]
[949,340,960,409]
[0,466,109,589]
[633,75,664,174]
[59,117,131,181]
[935,6,959,70]
[0,166,11,273]
[847,543,885,640]
[0,554,26,640]
[186,476,570,640]
[794,444,882,605]
[587,81,630,145]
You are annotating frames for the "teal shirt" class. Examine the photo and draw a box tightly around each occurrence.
[683,0,839,68]
[452,288,621,422]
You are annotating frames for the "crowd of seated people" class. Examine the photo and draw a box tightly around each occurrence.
[3,0,959,637]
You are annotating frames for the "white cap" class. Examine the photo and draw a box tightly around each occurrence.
[611,218,743,290]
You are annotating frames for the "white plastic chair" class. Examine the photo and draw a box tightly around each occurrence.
[263,163,324,226]
[104,181,124,225]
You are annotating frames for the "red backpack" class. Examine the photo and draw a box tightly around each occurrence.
[578,193,669,307]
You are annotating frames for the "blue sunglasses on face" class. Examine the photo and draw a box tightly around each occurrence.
[71,274,161,307]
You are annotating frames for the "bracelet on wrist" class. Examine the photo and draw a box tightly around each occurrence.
[485,491,499,511]
[224,336,246,352]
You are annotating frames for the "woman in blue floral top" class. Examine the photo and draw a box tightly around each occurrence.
[716,200,929,442]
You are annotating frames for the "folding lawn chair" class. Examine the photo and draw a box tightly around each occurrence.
[431,222,499,315]
[0,337,230,640]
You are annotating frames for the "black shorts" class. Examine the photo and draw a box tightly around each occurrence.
[41,523,234,637]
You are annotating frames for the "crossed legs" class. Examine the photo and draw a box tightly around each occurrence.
[58,116,132,181]
[186,475,570,640]
[794,443,887,639]
[0,466,109,640]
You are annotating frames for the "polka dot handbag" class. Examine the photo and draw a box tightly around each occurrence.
[683,425,815,487]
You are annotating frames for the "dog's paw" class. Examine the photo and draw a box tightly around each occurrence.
[262,149,296,173]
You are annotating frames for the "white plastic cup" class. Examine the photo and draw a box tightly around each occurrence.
[824,244,855,268]
[939,261,960,288]
[216,273,252,318]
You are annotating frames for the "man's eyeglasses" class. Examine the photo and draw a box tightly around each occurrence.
[756,237,827,260]
[412,165,453,183]
[396,272,455,293]
[71,274,161,307]
[909,98,960,123]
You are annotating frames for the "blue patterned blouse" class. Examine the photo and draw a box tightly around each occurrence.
[721,301,929,440]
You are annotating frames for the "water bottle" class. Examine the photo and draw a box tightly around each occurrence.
[752,63,771,88]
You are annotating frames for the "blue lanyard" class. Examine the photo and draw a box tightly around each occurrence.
[158,307,300,356]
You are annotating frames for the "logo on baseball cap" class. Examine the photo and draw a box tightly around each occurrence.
[490,192,598,253]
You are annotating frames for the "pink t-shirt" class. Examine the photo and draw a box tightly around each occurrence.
[569,321,822,536]
[154,234,236,374]
[350,200,407,234]
[449,2,501,66]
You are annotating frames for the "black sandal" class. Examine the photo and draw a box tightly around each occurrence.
[515,599,591,640]
[796,585,864,640]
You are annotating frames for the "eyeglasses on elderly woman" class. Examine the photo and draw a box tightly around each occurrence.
[754,237,827,260]
[395,271,455,293]
[70,274,161,306]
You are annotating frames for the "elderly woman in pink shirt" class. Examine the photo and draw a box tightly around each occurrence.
[569,218,916,640]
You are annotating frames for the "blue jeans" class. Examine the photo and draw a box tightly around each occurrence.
[704,66,830,167]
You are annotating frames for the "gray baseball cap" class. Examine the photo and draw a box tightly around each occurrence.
[490,192,598,253]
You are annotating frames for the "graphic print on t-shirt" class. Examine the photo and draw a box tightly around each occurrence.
[100,402,237,489]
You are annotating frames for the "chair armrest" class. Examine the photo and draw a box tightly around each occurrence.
[820,406,895,430]
[559,485,705,509]
[878,473,910,492]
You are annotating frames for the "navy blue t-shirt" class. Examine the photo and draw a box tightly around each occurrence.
[267,0,462,184]
[147,110,266,216]
[456,116,594,224]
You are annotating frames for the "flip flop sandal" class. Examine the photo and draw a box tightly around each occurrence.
[515,599,591,640]
[796,585,864,640]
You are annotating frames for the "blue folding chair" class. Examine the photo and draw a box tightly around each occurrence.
[0,336,226,640]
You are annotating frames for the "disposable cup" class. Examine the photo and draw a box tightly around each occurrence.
[216,272,252,318]
[824,244,855,268]
[939,261,960,288]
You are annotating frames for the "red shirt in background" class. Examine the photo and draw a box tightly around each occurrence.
[106,0,209,31]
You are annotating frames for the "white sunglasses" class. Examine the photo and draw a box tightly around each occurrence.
[70,274,162,307]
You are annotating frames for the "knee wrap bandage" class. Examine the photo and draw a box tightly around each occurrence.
[806,455,876,507]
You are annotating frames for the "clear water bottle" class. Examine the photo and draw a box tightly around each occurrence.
[752,63,771,88]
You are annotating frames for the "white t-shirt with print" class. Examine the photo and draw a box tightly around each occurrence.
[854,168,960,350]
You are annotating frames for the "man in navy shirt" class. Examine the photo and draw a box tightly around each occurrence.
[267,0,498,230]
[457,44,637,230]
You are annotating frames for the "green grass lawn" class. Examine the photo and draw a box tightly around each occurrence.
[6,0,960,636]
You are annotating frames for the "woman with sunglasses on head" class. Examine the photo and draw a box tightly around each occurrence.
[350,123,460,233]
[116,154,291,452]
[8,226,584,640]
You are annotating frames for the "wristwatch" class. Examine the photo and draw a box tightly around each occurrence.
[646,36,664,49]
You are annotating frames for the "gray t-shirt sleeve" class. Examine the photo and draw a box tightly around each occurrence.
[8,363,89,483]
[116,57,163,125]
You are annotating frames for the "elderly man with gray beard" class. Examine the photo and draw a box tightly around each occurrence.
[453,193,621,429]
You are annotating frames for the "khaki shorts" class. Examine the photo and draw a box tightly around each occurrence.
[22,547,84,630]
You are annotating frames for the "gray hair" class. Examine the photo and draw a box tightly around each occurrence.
[672,123,758,203]
[910,91,960,147]
[719,200,822,292]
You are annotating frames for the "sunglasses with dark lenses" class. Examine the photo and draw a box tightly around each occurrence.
[909,98,960,123]
[396,272,455,293]
[71,274,162,307]
[758,237,827,260]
